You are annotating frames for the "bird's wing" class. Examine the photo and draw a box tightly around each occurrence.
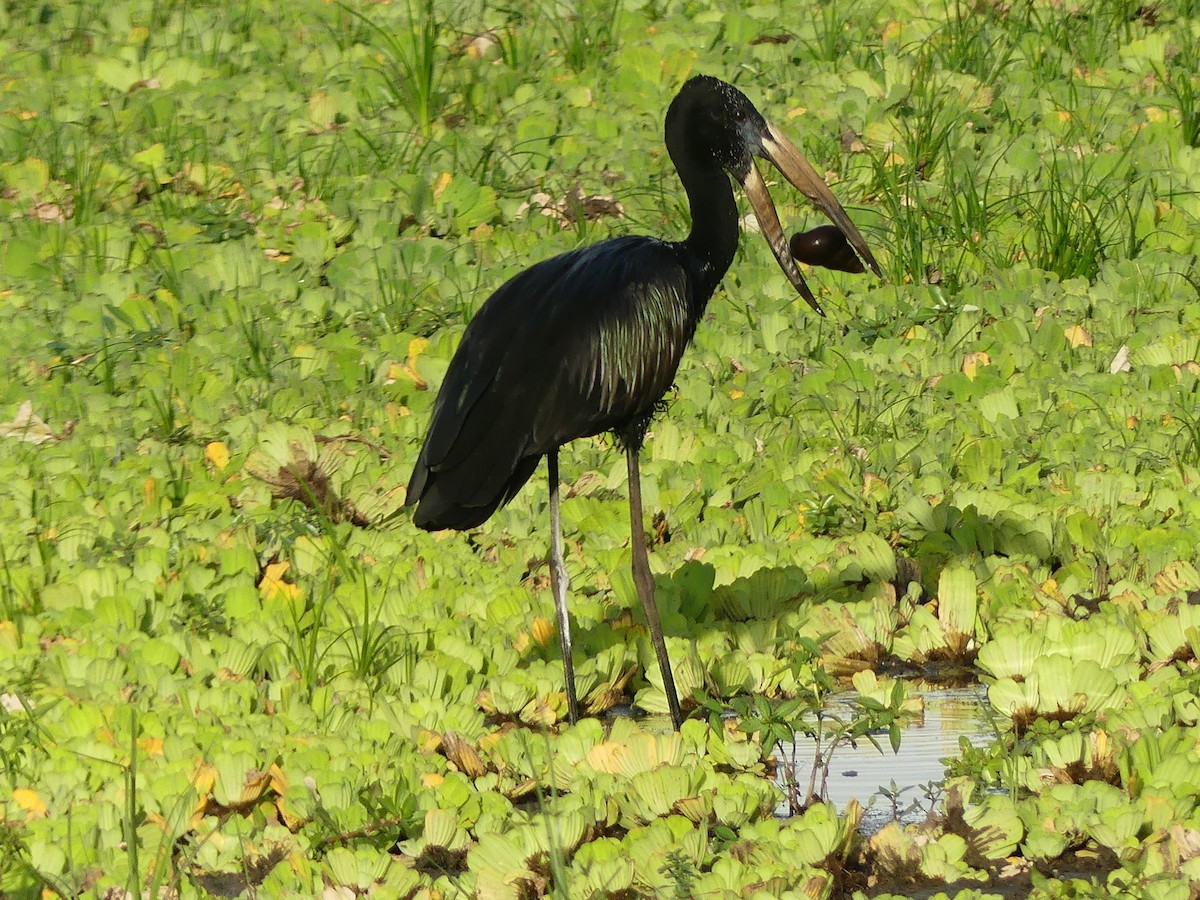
[408,236,694,527]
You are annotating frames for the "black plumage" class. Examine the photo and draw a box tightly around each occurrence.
[407,75,881,729]
[409,237,701,530]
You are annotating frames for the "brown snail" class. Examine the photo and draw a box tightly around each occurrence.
[789,224,868,273]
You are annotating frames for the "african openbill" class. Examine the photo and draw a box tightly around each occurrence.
[407,75,881,730]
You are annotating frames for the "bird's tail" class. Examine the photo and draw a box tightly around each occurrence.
[407,454,541,531]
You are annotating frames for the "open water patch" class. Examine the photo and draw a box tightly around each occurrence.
[777,684,993,833]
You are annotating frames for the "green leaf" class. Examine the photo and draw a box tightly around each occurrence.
[937,564,978,638]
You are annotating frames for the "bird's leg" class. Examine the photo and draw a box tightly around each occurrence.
[548,450,580,725]
[625,444,684,730]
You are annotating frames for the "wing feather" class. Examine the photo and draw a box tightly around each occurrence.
[407,235,698,530]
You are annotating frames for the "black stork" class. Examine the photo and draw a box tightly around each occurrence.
[406,75,881,730]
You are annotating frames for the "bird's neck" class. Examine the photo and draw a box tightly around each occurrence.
[678,168,740,305]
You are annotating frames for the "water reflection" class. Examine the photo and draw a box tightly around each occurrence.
[777,685,993,833]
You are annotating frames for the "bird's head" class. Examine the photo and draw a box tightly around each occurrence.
[667,76,765,178]
[667,75,881,314]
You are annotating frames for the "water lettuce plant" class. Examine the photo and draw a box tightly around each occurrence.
[5,0,1200,897]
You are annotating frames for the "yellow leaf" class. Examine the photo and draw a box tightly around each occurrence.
[729,389,744,400]
[862,472,888,498]
[13,788,47,819]
[961,351,991,381]
[416,729,442,754]
[398,361,427,390]
[1039,578,1066,604]
[585,742,623,774]
[267,763,289,795]
[259,562,301,602]
[192,761,217,796]
[1153,560,1200,594]
[394,338,431,390]
[205,441,230,470]
[432,172,452,200]
[1064,325,1092,348]
[1110,588,1144,608]
[240,768,273,805]
[276,796,303,831]
[478,729,504,753]
[531,616,554,647]
[139,737,165,758]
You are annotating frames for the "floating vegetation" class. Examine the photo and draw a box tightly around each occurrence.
[6,0,1200,896]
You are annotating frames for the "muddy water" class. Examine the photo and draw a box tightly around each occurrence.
[776,685,993,833]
